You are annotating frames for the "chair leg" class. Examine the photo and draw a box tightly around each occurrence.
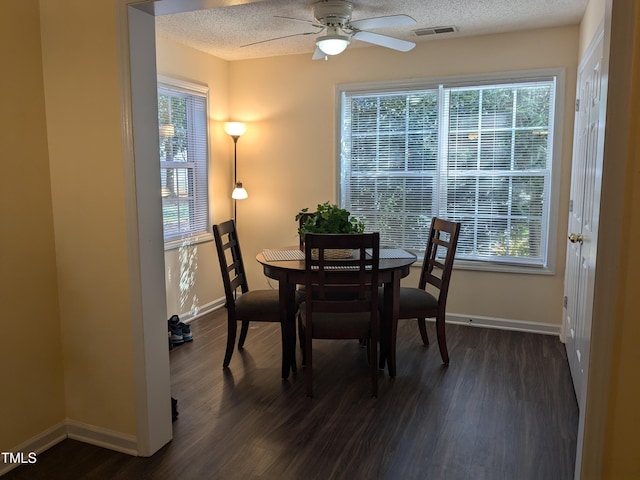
[305,333,313,397]
[370,337,378,398]
[417,318,429,345]
[289,322,297,374]
[238,320,249,349]
[378,314,389,370]
[280,322,294,379]
[223,317,237,368]
[387,317,398,378]
[298,314,306,366]
[435,314,449,365]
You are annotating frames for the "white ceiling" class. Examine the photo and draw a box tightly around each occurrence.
[155,0,588,62]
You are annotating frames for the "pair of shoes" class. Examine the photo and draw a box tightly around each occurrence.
[168,315,193,346]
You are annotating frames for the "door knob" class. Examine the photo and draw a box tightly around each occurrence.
[568,233,583,244]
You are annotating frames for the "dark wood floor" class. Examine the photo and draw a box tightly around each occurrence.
[5,309,578,480]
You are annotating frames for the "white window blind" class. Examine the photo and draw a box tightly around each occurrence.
[158,79,211,247]
[340,76,556,268]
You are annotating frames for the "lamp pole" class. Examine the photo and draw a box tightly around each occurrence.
[232,134,239,220]
[225,122,248,223]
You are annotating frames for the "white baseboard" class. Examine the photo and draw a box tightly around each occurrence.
[445,312,561,336]
[177,296,226,324]
[66,419,137,456]
[0,422,67,476]
[0,419,139,476]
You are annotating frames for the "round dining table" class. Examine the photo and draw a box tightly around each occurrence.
[256,247,417,379]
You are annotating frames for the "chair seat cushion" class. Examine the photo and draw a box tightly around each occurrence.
[235,289,280,321]
[299,302,371,338]
[398,287,438,316]
[235,289,304,321]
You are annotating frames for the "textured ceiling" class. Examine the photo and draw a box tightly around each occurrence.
[155,0,588,61]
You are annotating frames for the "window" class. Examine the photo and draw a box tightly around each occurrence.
[339,72,561,271]
[157,77,211,248]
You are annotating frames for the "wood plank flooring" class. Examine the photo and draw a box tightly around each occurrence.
[4,309,578,479]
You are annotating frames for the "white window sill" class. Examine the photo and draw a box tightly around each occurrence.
[412,257,554,275]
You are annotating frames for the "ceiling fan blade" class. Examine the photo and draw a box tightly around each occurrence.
[312,46,327,60]
[352,31,415,52]
[349,14,416,31]
[274,15,326,29]
[241,31,318,48]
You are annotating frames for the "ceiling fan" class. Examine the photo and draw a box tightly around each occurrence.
[242,0,417,60]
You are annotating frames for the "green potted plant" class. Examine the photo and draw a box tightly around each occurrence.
[296,202,365,258]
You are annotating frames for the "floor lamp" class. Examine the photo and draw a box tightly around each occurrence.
[224,122,248,221]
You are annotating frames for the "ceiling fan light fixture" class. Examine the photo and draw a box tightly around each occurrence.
[316,26,350,55]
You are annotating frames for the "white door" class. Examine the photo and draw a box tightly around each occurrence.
[563,28,605,412]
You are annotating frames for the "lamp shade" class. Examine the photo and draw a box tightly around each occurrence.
[224,122,247,137]
[232,182,248,200]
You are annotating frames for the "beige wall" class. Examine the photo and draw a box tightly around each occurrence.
[580,0,606,57]
[0,1,66,451]
[227,26,579,327]
[156,36,229,319]
[39,0,136,435]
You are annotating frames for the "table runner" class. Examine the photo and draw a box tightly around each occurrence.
[263,248,414,261]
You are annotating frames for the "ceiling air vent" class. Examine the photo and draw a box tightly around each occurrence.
[412,26,457,37]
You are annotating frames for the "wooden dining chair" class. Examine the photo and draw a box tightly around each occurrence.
[213,219,299,378]
[298,232,380,397]
[382,217,460,367]
[297,211,314,247]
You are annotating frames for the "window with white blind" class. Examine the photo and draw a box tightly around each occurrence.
[339,72,562,271]
[157,77,212,248]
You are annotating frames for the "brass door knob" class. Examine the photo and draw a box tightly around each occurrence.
[568,233,584,244]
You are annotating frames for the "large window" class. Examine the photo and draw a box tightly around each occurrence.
[157,77,211,248]
[340,72,561,270]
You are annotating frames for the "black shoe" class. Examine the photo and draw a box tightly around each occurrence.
[171,397,178,421]
[179,322,193,342]
[168,315,185,346]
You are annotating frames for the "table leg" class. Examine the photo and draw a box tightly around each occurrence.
[278,277,297,379]
[381,270,401,377]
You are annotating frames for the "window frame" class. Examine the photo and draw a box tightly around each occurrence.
[157,75,213,250]
[336,69,565,275]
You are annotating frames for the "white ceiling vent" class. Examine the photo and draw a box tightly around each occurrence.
[412,26,457,37]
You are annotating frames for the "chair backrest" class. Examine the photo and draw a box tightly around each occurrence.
[304,233,380,316]
[297,212,314,247]
[213,219,249,307]
[419,217,461,306]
